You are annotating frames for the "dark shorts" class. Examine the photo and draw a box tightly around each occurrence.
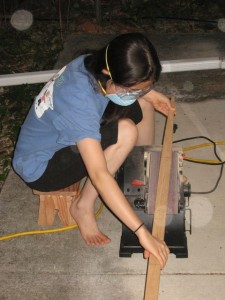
[26,101,143,192]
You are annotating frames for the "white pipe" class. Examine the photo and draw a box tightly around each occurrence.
[161,57,225,73]
[0,57,224,87]
[0,70,57,87]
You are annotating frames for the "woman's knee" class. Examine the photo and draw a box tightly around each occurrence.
[118,118,138,146]
[136,99,155,146]
[139,98,155,116]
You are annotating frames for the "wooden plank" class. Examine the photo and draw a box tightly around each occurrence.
[144,97,175,300]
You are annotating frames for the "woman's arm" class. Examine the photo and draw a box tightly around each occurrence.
[77,138,169,268]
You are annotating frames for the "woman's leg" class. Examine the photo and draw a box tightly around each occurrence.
[136,98,155,146]
[70,118,138,245]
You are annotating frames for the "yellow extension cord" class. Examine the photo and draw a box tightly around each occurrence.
[183,141,225,164]
[0,202,104,241]
[0,141,224,241]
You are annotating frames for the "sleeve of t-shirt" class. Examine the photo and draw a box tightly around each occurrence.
[52,73,102,145]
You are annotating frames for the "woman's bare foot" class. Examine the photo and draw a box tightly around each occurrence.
[70,196,111,246]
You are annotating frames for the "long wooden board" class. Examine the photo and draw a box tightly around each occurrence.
[144,97,175,300]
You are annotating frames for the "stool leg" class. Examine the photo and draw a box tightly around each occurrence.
[38,195,56,226]
[66,196,77,226]
[55,195,76,226]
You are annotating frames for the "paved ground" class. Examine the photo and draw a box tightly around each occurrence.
[0,32,225,300]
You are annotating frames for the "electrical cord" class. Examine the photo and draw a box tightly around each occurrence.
[0,202,104,241]
[183,141,225,165]
[173,136,225,194]
[0,136,224,241]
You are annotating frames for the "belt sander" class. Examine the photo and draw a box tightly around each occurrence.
[116,146,191,258]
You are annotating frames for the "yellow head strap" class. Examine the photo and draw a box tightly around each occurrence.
[105,44,113,80]
[98,80,106,95]
[97,44,113,96]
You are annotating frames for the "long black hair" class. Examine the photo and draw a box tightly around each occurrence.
[84,32,162,88]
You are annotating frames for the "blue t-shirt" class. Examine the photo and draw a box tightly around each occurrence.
[12,55,109,182]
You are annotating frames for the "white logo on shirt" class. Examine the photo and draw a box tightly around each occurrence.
[34,66,66,118]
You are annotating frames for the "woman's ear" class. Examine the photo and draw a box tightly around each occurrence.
[102,69,110,75]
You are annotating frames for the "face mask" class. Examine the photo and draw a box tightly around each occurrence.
[106,93,137,106]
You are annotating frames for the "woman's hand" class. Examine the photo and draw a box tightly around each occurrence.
[135,226,170,269]
[142,89,176,117]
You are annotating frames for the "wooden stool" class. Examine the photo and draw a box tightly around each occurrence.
[33,182,80,226]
